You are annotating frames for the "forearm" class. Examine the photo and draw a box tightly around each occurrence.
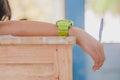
[0,21,58,36]
[0,20,79,39]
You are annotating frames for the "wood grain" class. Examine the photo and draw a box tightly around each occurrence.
[0,45,55,64]
[56,45,72,80]
[0,37,74,80]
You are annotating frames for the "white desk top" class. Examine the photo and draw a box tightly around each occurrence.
[0,35,76,44]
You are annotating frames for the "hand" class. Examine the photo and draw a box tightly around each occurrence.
[69,27,105,71]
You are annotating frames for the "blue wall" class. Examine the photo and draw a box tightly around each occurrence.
[65,0,85,80]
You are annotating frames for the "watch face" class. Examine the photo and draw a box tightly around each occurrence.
[56,19,73,27]
[56,19,73,36]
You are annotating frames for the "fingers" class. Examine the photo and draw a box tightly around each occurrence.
[88,47,100,71]
[92,56,99,71]
[98,43,105,68]
[92,42,105,71]
[92,48,100,71]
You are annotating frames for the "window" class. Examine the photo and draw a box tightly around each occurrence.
[9,0,64,23]
[85,0,120,43]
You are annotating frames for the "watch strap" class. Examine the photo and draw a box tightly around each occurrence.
[58,25,69,36]
[56,19,73,36]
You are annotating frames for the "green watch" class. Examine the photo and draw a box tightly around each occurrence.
[56,19,73,36]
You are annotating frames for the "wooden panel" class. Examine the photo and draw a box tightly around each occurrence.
[56,45,72,80]
[0,64,58,80]
[0,37,74,80]
[0,75,58,80]
[0,64,56,77]
[0,45,56,64]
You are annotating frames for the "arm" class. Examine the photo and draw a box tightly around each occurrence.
[69,27,105,71]
[0,20,105,71]
[0,21,58,36]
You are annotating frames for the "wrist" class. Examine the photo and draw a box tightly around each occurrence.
[69,27,83,44]
[69,27,79,36]
[69,27,75,36]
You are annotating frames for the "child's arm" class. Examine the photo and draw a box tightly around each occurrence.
[0,20,105,71]
[70,27,105,71]
[0,21,58,36]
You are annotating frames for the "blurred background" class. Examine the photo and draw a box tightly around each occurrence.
[8,0,65,22]
[8,0,120,80]
[85,0,120,80]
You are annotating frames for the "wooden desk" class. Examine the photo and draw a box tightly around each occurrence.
[0,36,75,80]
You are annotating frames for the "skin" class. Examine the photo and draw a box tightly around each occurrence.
[0,20,105,71]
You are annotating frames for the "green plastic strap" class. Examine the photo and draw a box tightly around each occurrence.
[58,26,69,36]
[56,20,73,36]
